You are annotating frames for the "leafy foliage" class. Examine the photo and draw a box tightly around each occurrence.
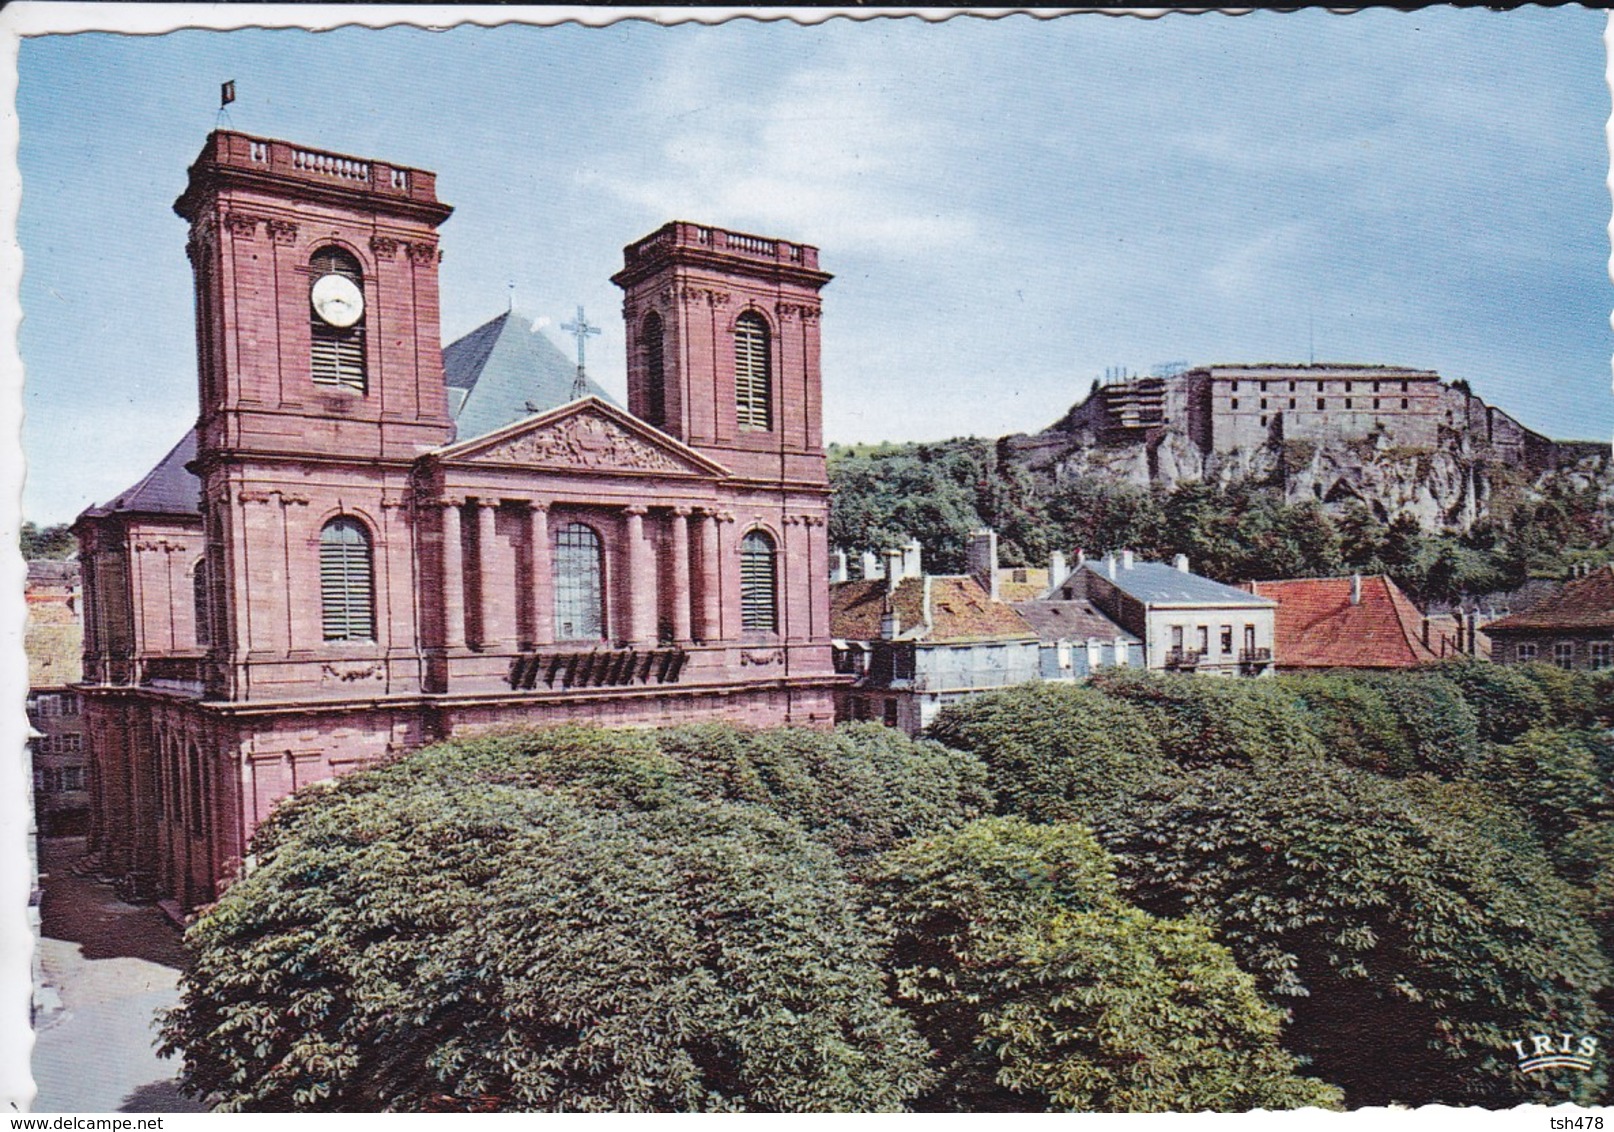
[864,818,1341,1112]
[20,520,74,560]
[1084,670,1323,766]
[162,725,985,1111]
[931,672,1613,1107]
[1423,658,1552,743]
[829,440,1614,603]
[1090,754,1610,1107]
[922,683,1166,820]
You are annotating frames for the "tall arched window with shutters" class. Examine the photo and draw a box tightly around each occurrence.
[309,247,367,392]
[734,312,772,431]
[319,517,375,641]
[553,522,606,641]
[740,530,778,632]
[642,311,667,429]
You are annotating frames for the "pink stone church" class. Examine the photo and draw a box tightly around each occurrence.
[73,131,841,909]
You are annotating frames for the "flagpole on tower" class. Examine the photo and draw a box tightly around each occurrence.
[217,80,236,129]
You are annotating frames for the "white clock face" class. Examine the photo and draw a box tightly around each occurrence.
[311,273,365,329]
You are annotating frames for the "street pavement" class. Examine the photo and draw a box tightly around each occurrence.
[29,837,206,1113]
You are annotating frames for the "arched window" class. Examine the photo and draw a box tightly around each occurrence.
[554,522,605,641]
[734,312,772,431]
[319,517,374,641]
[309,247,367,392]
[192,558,211,647]
[642,311,667,429]
[740,530,777,632]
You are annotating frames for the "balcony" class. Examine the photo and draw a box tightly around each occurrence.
[1164,647,1202,670]
[1239,647,1274,671]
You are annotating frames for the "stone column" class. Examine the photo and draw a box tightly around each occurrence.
[624,505,654,645]
[529,502,552,647]
[670,507,693,643]
[696,508,721,643]
[440,499,465,649]
[476,499,500,649]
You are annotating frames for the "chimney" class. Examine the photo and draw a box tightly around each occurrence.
[883,548,904,593]
[1350,574,1362,606]
[902,539,922,581]
[830,548,848,584]
[1050,550,1068,588]
[1121,549,1134,570]
[967,529,1000,601]
[880,600,901,640]
[1106,553,1117,580]
[861,551,881,580]
[1076,548,1086,567]
[1173,553,1189,573]
[1421,616,1431,648]
[1467,611,1477,656]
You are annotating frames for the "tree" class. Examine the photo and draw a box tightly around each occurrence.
[864,818,1342,1112]
[160,726,963,1111]
[1091,754,1610,1107]
[923,683,1167,821]
[20,520,74,559]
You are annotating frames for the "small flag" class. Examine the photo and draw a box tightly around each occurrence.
[221,81,236,107]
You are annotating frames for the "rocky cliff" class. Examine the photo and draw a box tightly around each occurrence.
[1000,387,1611,533]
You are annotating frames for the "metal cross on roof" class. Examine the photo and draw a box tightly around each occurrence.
[561,305,601,371]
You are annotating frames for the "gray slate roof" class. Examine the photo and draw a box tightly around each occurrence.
[1013,599,1138,643]
[84,429,199,518]
[445,310,617,442]
[1082,560,1276,607]
[89,311,617,519]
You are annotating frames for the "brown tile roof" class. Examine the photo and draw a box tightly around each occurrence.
[1013,600,1137,643]
[1246,575,1441,669]
[1486,565,1614,633]
[831,575,1038,644]
[26,616,81,687]
[996,567,1050,603]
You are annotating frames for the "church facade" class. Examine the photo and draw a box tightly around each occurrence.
[73,131,840,910]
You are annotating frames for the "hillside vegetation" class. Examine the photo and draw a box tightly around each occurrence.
[828,439,1613,603]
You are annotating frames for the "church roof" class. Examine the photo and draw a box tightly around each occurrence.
[444,310,616,442]
[86,311,618,519]
[82,429,199,519]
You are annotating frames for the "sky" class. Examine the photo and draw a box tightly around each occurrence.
[10,7,1612,525]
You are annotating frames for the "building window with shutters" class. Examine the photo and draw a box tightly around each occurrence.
[309,247,367,392]
[554,522,606,642]
[319,517,375,641]
[1592,642,1612,670]
[642,311,667,429]
[740,530,778,632]
[734,312,772,431]
[1554,641,1575,669]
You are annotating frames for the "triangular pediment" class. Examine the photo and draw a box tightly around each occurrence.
[434,397,729,479]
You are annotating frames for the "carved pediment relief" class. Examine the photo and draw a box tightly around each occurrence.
[452,404,724,478]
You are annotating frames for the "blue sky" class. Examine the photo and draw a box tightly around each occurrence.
[13,8,1611,525]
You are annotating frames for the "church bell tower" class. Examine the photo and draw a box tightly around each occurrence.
[612,222,832,487]
[173,132,455,699]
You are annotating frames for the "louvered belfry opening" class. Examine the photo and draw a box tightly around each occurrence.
[554,522,606,642]
[734,311,772,431]
[643,311,667,429]
[740,530,777,631]
[320,517,375,641]
[309,246,367,392]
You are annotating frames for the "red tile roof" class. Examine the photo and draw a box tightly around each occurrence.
[1246,575,1442,669]
[831,575,1037,644]
[1486,565,1614,633]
